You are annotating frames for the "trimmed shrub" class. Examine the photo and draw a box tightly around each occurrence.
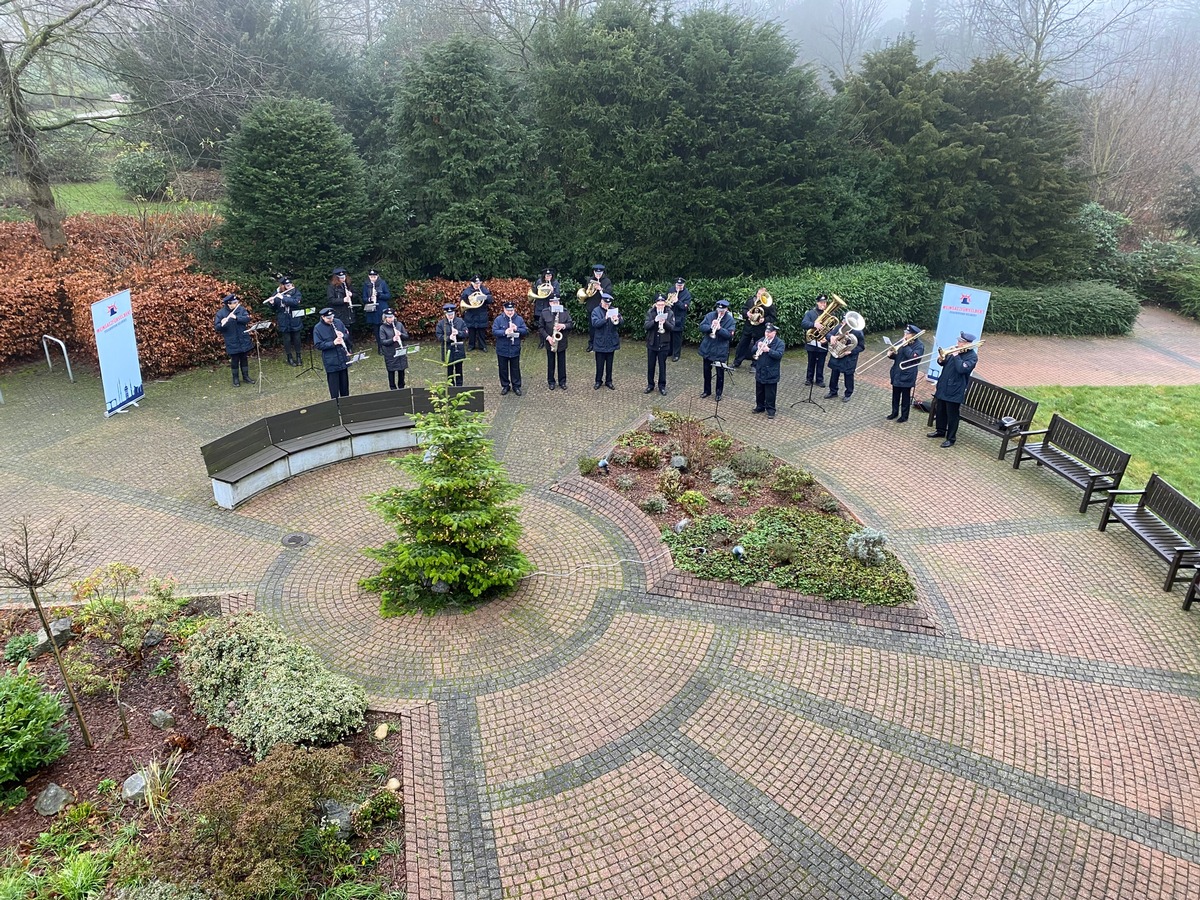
[640,495,668,514]
[0,663,69,786]
[631,446,662,469]
[710,465,740,488]
[976,281,1140,336]
[657,467,683,500]
[112,145,172,199]
[730,448,772,477]
[678,490,709,516]
[578,456,599,476]
[1165,266,1200,320]
[846,527,889,565]
[40,130,104,184]
[180,615,366,760]
[712,484,736,504]
[168,169,225,202]
[773,465,815,500]
[1123,240,1200,303]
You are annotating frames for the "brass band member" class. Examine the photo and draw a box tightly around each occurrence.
[530,268,560,349]
[492,301,529,395]
[582,263,612,352]
[265,275,304,367]
[668,277,692,361]
[928,332,979,448]
[313,307,352,399]
[214,293,254,387]
[644,293,676,395]
[539,294,573,390]
[378,308,409,391]
[698,299,735,401]
[327,267,355,327]
[800,294,829,387]
[591,293,621,389]
[461,274,492,351]
[733,287,775,368]
[363,269,392,354]
[824,314,865,402]
[436,302,468,386]
[887,324,924,423]
[752,322,785,419]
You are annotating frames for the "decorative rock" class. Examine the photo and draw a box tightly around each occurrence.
[34,783,72,816]
[318,798,355,839]
[30,618,74,660]
[122,772,148,805]
[672,518,691,534]
[374,723,389,740]
[149,709,175,730]
[670,454,688,470]
[385,777,401,792]
[142,625,165,648]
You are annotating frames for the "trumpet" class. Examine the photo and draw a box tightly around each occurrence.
[805,294,847,342]
[899,339,984,371]
[753,337,771,361]
[859,328,926,372]
[576,280,602,300]
[710,315,721,339]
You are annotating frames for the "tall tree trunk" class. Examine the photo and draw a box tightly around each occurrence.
[0,41,68,255]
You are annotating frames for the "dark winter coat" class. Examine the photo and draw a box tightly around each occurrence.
[590,305,622,352]
[753,335,785,384]
[934,349,977,404]
[889,338,924,389]
[313,317,352,373]
[461,285,493,329]
[669,288,693,330]
[267,287,304,333]
[378,321,410,373]
[436,315,467,364]
[827,329,865,373]
[492,312,529,358]
[583,275,613,316]
[327,278,356,324]
[214,304,252,355]
[538,306,573,350]
[697,310,735,361]
[645,306,676,350]
[362,277,392,327]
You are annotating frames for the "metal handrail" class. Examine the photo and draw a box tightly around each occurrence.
[42,335,74,383]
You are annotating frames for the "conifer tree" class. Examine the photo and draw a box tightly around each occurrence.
[360,384,532,615]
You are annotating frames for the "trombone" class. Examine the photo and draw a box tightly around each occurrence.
[859,328,926,373]
[899,339,984,371]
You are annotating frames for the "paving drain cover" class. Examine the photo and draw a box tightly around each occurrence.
[281,532,312,548]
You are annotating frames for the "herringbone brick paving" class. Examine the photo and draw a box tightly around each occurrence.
[3,306,1200,898]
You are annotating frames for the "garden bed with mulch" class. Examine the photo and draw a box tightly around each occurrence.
[582,412,916,607]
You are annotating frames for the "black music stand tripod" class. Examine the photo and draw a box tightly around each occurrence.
[791,348,827,412]
[247,321,273,396]
[294,307,320,379]
[701,362,734,431]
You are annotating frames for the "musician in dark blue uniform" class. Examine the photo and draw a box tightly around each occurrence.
[668,277,692,361]
[313,307,352,399]
[327,268,355,327]
[800,295,829,387]
[590,293,621,389]
[583,264,612,352]
[492,301,528,395]
[751,323,785,419]
[436,303,467,386]
[824,315,865,402]
[265,275,304,366]
[362,269,392,353]
[698,299,736,401]
[887,324,924,423]
[644,293,676,395]
[214,293,254,387]
[460,275,492,351]
[928,331,979,448]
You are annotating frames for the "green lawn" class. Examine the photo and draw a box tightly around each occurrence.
[1022,384,1200,500]
[52,178,215,215]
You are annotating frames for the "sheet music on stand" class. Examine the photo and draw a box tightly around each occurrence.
[247,321,273,332]
[293,307,316,318]
[346,351,369,365]
[393,345,420,358]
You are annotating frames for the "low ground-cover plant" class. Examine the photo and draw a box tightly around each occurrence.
[180,615,366,760]
[663,508,915,606]
[0,662,69,786]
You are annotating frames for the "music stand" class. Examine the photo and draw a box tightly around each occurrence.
[701,361,734,431]
[247,321,273,395]
[791,344,828,412]
[294,307,320,378]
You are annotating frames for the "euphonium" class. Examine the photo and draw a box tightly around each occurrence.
[746,291,773,326]
[805,293,847,342]
[827,311,865,359]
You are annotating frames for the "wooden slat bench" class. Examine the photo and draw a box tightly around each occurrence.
[1186,567,1200,611]
[200,420,290,511]
[1099,474,1200,595]
[1012,413,1131,514]
[925,376,1038,460]
[339,390,418,456]
[262,400,352,475]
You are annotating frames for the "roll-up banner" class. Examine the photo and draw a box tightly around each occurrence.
[926,283,989,382]
[91,290,145,416]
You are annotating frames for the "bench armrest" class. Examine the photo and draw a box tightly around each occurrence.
[1015,427,1048,438]
[1105,487,1146,498]
[1174,545,1200,555]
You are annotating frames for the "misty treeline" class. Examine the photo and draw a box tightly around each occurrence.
[4,0,1199,281]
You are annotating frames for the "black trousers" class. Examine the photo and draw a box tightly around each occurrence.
[891,385,913,418]
[936,398,962,441]
[229,352,249,377]
[445,362,463,387]
[594,351,614,386]
[646,345,669,388]
[827,368,855,396]
[469,327,487,350]
[733,332,756,366]
[325,368,349,399]
[755,381,778,414]
[670,328,685,358]
[546,347,567,386]
[703,359,726,396]
[388,369,406,390]
[282,329,303,361]
[498,353,522,390]
[805,347,827,384]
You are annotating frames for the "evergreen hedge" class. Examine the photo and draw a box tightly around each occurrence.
[973,281,1141,336]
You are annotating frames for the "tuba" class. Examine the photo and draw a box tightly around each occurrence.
[828,311,865,359]
[461,290,487,310]
[805,294,847,342]
[746,291,773,326]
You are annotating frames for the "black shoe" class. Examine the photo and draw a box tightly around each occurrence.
[715,393,722,401]
[500,387,510,395]
[559,383,567,391]
[514,387,522,396]
[241,373,254,384]
[886,413,898,420]
[594,382,602,390]
[941,440,955,448]
[671,355,681,362]
[824,391,837,399]
[606,383,615,390]
[767,412,775,419]
[752,407,765,414]
[700,392,711,399]
[232,375,240,387]
[659,387,667,396]
[644,386,655,394]
[732,362,743,369]
[896,416,908,423]
[286,356,295,366]
[841,395,851,403]
[804,379,813,386]
[548,383,556,391]
[816,381,825,387]
[927,432,945,438]
[586,345,594,353]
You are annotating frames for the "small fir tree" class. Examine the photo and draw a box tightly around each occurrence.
[360,383,532,615]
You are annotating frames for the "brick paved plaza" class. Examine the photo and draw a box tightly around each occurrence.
[3,305,1200,898]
